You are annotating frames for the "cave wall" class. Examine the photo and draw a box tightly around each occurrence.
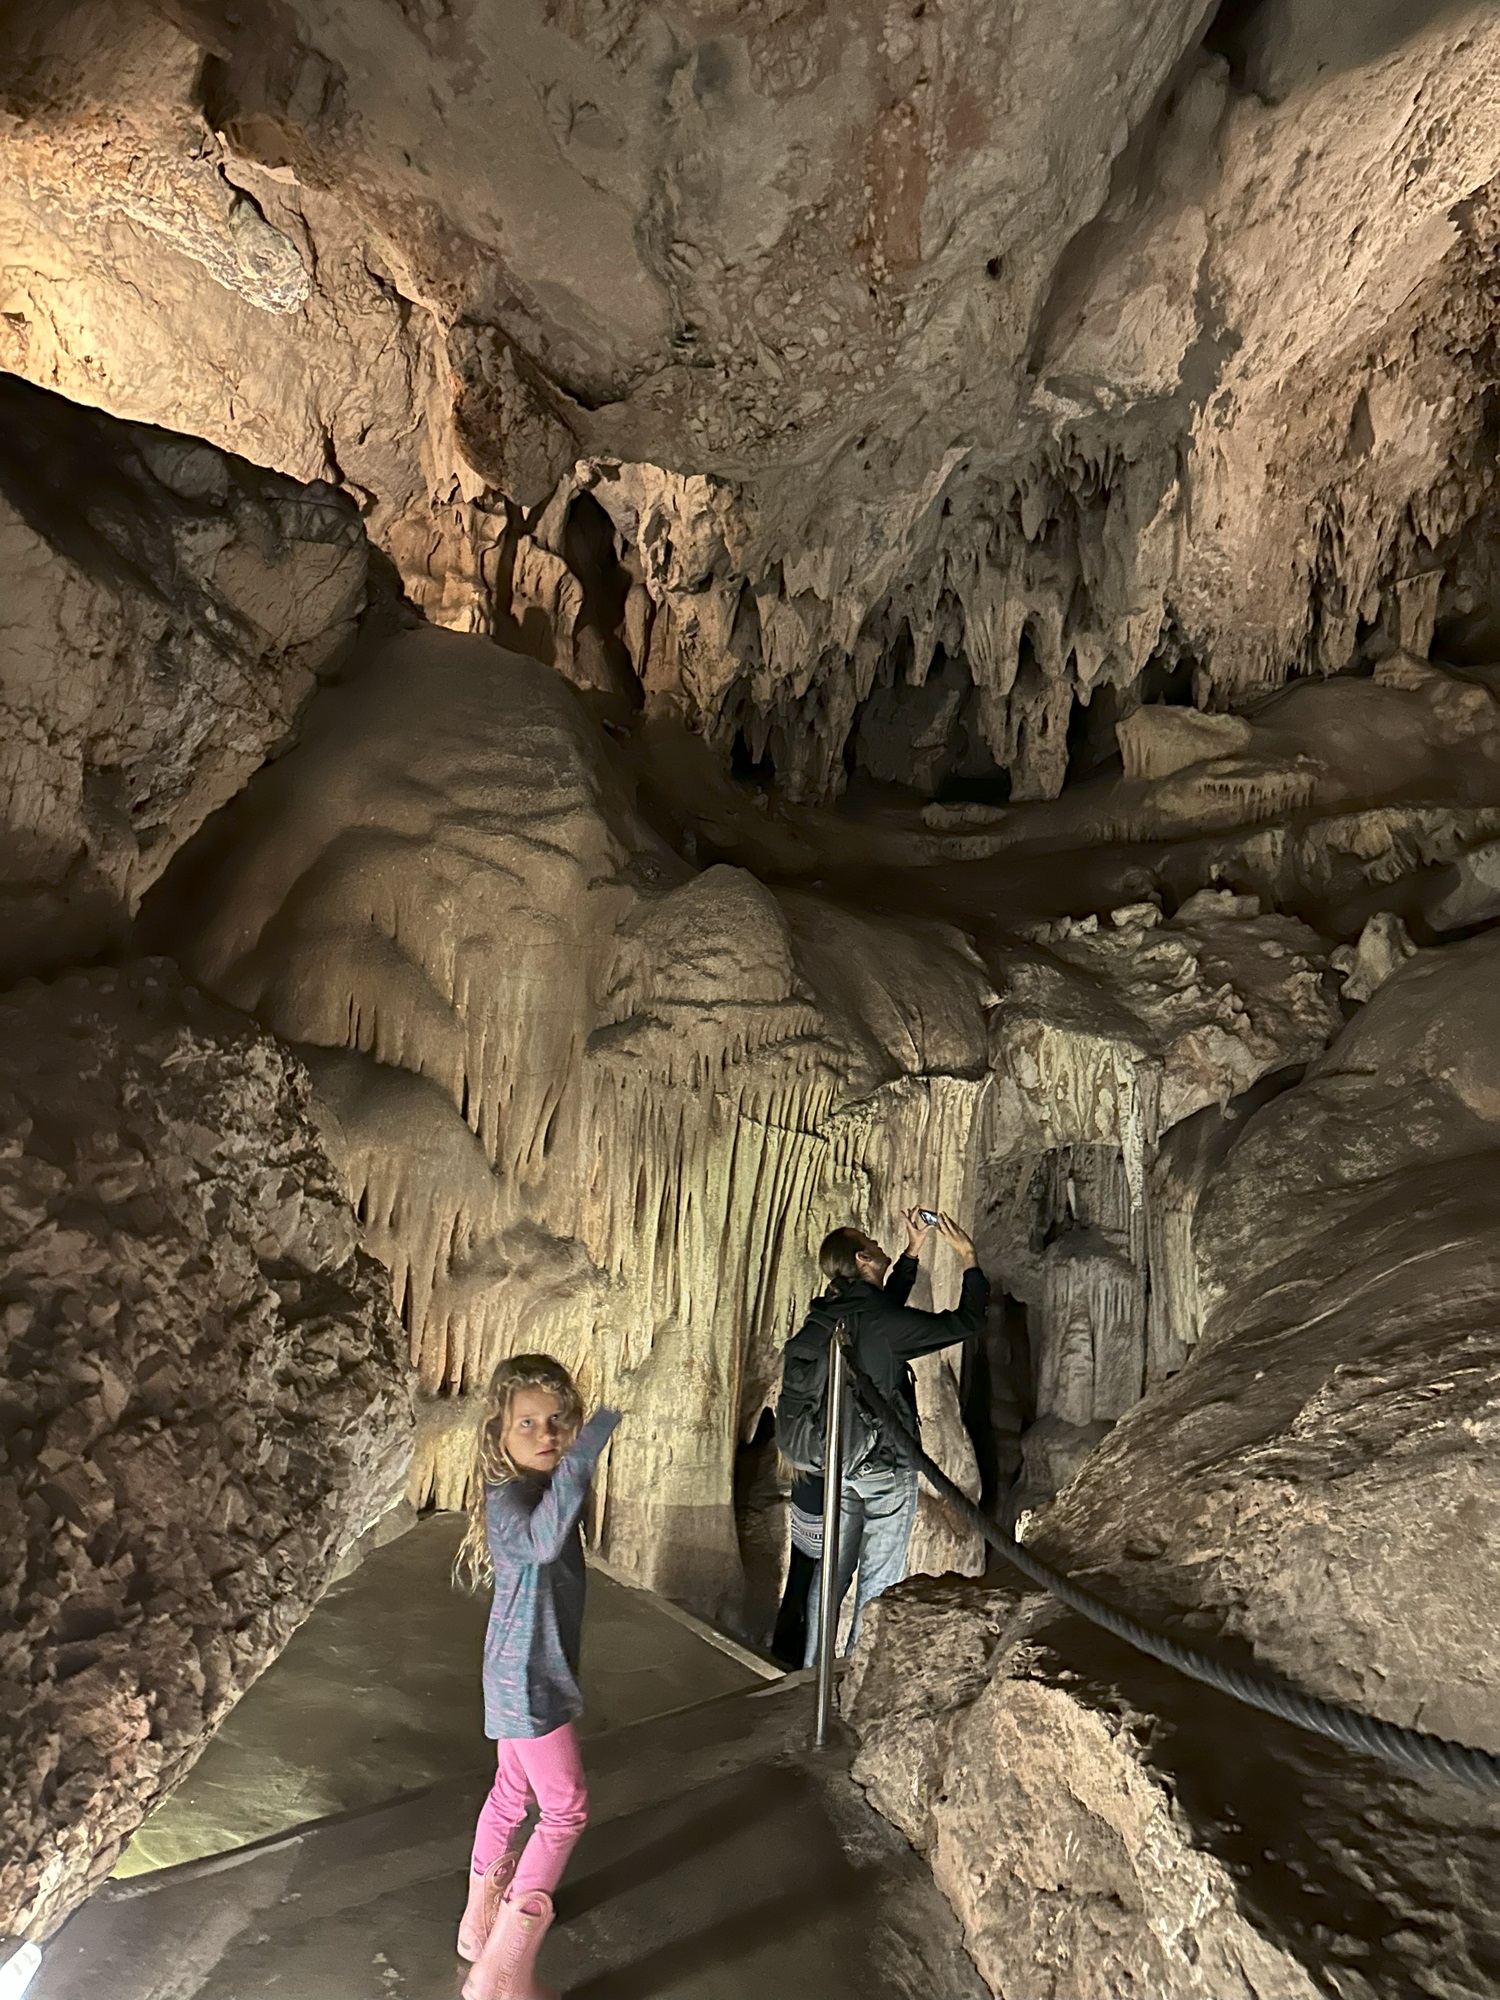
[0,375,368,982]
[0,963,410,1940]
[845,929,1500,2000]
[159,610,1400,1623]
[5,0,1500,1978]
[0,388,414,1942]
[165,618,1002,1618]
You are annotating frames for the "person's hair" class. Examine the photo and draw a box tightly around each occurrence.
[453,1354,586,1592]
[819,1226,872,1288]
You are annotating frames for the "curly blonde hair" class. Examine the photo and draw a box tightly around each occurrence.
[453,1353,586,1592]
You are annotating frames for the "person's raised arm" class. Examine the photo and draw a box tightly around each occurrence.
[885,1215,989,1359]
[485,1407,621,1567]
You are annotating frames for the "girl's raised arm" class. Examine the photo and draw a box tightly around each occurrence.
[485,1406,621,1566]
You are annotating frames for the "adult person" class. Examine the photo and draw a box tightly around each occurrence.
[774,1209,988,1667]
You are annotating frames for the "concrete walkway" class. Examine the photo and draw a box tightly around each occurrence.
[34,1679,984,2000]
[118,1518,766,1875]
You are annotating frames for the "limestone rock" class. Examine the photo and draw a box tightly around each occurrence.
[6,4,1500,804]
[1042,931,1500,1743]
[0,375,366,980]
[0,963,410,1941]
[842,1575,1024,1852]
[1117,706,1254,781]
[1013,1415,1116,1531]
[847,930,1500,2000]
[927,1627,1325,2000]
[992,895,1339,1192]
[161,621,1362,1617]
[847,1585,1325,2000]
[1423,837,1500,932]
[1330,910,1417,1002]
[849,1579,1500,2000]
[170,622,995,1618]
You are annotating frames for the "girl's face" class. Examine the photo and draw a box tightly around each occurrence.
[502,1386,576,1473]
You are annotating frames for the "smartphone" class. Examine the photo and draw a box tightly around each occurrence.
[917,1208,939,1226]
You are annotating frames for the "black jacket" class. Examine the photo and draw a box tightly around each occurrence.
[785,1252,990,1474]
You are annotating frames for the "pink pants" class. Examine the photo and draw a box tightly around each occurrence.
[470,1721,588,1897]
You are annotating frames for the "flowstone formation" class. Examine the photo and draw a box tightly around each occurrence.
[170,620,999,1618]
[162,610,1366,1628]
[844,932,1500,2000]
[0,963,410,1940]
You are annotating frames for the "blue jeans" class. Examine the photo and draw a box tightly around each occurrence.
[802,1460,919,1666]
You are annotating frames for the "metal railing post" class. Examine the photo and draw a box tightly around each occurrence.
[813,1330,848,1749]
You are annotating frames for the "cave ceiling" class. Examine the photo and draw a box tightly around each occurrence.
[5,0,1500,799]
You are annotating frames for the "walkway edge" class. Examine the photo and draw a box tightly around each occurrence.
[584,1552,784,1681]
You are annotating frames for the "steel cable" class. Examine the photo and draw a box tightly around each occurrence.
[838,1347,1500,1791]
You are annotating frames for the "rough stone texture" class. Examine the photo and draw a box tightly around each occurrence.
[1,4,1499,1988]
[1330,909,1416,1002]
[995,893,1338,1182]
[1044,928,1500,1747]
[841,1574,1023,1853]
[0,373,367,980]
[847,927,1500,1999]
[0,962,411,1942]
[6,4,1500,798]
[851,1582,1500,2000]
[846,1580,1500,2000]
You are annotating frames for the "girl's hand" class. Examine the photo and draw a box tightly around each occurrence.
[903,1206,934,1256]
[937,1214,978,1265]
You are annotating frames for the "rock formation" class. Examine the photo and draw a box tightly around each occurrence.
[0,388,408,1939]
[845,930,1500,1999]
[5,1,1500,793]
[4,0,1500,1985]
[0,374,368,982]
[167,619,1002,1615]
[0,963,409,1940]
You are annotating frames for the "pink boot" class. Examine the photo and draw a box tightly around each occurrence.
[458,1851,517,1962]
[461,1889,557,2000]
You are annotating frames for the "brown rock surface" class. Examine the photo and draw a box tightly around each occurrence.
[0,375,367,981]
[5,4,1500,794]
[0,962,410,1941]
[848,1581,1500,2000]
[1045,927,1500,1747]
[846,927,1500,1998]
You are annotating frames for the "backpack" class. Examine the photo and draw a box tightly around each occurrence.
[774,1303,881,1474]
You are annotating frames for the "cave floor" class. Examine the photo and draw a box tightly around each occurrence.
[116,1516,769,1877]
[37,1675,978,2000]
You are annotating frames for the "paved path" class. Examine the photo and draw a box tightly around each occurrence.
[118,1519,763,1876]
[33,1680,984,2000]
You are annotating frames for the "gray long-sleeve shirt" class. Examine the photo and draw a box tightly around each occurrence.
[480,1407,620,1740]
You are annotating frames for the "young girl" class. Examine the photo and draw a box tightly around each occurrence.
[454,1354,621,2000]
